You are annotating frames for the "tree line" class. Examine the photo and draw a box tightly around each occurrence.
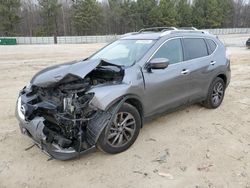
[0,0,250,36]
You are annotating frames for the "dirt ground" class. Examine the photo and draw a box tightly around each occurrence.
[0,42,250,188]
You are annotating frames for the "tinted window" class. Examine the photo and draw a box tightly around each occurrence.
[206,39,217,54]
[183,38,208,60]
[152,39,183,64]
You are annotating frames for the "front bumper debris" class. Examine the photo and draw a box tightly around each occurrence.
[17,116,96,160]
[16,92,114,160]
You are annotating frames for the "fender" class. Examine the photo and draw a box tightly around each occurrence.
[87,82,144,110]
[86,96,129,145]
[86,94,144,144]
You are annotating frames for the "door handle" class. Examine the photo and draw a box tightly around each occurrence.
[181,69,190,75]
[210,61,216,65]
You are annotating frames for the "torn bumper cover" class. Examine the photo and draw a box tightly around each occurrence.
[16,95,112,160]
[18,116,86,160]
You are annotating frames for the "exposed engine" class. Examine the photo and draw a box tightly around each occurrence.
[19,63,124,150]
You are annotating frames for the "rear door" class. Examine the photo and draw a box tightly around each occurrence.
[182,37,214,101]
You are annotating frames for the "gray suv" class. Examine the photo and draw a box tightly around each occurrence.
[16,27,231,160]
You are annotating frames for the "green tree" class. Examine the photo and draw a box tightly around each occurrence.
[205,0,221,28]
[218,0,234,27]
[107,0,123,34]
[147,5,163,27]
[72,0,102,35]
[176,0,192,27]
[120,0,140,33]
[136,0,159,28]
[38,0,61,36]
[0,0,21,36]
[192,0,206,28]
[192,0,227,29]
[159,0,177,27]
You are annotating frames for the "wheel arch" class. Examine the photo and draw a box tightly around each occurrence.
[106,94,144,127]
[216,73,227,85]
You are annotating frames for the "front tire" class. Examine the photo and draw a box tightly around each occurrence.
[97,103,141,154]
[202,77,226,109]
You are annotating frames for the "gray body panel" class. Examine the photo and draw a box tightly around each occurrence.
[88,32,230,117]
[29,32,230,118]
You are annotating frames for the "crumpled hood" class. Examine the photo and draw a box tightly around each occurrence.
[30,59,119,87]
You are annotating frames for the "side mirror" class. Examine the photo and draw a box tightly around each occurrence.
[147,58,169,71]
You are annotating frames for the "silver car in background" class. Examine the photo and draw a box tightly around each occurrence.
[16,27,231,160]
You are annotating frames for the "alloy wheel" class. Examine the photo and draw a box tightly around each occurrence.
[107,112,136,147]
[211,82,224,106]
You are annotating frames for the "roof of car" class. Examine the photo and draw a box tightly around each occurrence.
[120,27,213,40]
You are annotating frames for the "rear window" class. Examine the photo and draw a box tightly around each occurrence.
[183,38,208,60]
[206,39,217,54]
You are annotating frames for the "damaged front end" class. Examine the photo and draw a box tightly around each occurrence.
[16,60,124,160]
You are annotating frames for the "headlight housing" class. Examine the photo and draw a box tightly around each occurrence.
[17,97,25,120]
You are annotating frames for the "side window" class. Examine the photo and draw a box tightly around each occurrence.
[183,38,208,60]
[152,38,183,64]
[206,39,217,54]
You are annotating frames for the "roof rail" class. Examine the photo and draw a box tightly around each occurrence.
[138,27,177,33]
[177,27,198,30]
[120,32,139,37]
[121,27,210,38]
[160,29,210,37]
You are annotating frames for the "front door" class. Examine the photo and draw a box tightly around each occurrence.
[142,38,191,116]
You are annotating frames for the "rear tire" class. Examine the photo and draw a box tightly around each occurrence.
[202,77,225,109]
[97,103,141,154]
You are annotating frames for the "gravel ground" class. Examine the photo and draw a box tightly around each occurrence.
[0,41,250,188]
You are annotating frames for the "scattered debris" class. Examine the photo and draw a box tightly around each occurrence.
[237,171,247,177]
[85,161,91,166]
[227,154,244,161]
[0,135,7,142]
[153,169,158,173]
[206,149,210,159]
[222,127,233,135]
[197,163,214,172]
[152,149,170,164]
[207,182,216,188]
[157,172,174,179]
[25,144,36,151]
[179,166,187,172]
[206,153,210,159]
[238,139,243,143]
[134,154,142,159]
[133,170,143,174]
[146,138,157,142]
[133,171,148,177]
[47,157,54,161]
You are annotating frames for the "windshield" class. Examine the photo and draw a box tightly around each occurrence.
[89,39,156,66]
